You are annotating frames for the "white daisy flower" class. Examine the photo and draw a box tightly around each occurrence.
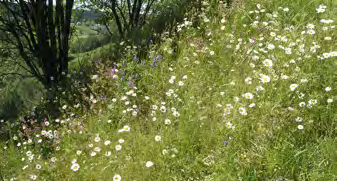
[94,136,100,142]
[290,84,298,91]
[90,151,97,157]
[118,139,125,144]
[115,145,122,151]
[260,74,271,83]
[105,151,112,157]
[325,87,331,92]
[307,29,315,35]
[113,174,122,181]
[316,7,325,13]
[263,59,273,67]
[299,102,306,107]
[243,93,254,100]
[306,23,315,29]
[155,135,161,142]
[249,103,256,108]
[71,163,80,172]
[164,119,171,125]
[29,175,37,180]
[267,44,275,50]
[146,161,154,168]
[35,164,41,170]
[160,106,166,113]
[239,107,247,116]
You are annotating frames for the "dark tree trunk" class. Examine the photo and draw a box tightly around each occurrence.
[0,0,74,96]
[111,0,124,38]
[134,0,142,27]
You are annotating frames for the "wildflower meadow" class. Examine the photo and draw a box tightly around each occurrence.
[1,0,336,180]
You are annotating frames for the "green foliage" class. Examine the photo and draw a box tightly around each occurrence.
[69,43,116,70]
[1,0,337,180]
[70,34,112,54]
[73,9,102,23]
[0,78,43,121]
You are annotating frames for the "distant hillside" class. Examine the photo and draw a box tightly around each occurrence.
[73,10,102,22]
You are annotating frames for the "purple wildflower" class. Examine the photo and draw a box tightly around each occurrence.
[128,77,134,88]
[133,55,137,62]
[152,58,157,66]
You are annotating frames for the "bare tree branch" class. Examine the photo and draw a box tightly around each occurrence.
[0,0,75,89]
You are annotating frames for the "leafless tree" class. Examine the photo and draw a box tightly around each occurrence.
[87,0,157,38]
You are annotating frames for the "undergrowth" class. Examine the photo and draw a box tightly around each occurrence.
[1,0,337,180]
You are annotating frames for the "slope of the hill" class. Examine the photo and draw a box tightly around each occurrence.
[1,0,336,180]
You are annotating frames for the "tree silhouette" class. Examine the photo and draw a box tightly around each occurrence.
[0,0,74,90]
[87,0,156,38]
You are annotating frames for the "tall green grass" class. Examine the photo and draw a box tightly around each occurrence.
[1,0,336,180]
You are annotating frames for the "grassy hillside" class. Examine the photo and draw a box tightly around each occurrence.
[1,0,337,180]
[69,43,115,69]
[76,25,98,38]
[70,23,113,55]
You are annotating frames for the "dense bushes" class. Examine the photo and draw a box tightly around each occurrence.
[0,79,43,120]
